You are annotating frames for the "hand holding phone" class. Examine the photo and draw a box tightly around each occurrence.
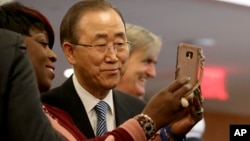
[175,43,205,98]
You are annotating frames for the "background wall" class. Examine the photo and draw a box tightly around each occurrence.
[204,110,250,141]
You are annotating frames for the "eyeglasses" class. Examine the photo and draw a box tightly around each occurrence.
[70,41,131,53]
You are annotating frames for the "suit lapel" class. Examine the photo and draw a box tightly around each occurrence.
[59,77,96,138]
[113,90,134,126]
[113,89,146,127]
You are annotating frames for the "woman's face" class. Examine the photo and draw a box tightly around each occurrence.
[23,27,57,92]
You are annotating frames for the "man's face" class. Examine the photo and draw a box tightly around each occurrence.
[117,48,157,97]
[64,9,129,94]
[23,27,57,92]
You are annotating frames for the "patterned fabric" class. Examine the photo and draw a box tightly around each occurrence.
[94,101,109,136]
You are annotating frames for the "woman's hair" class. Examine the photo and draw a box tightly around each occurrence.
[0,2,54,48]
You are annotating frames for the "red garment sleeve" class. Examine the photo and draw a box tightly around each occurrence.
[88,128,133,141]
[88,119,147,141]
[44,104,150,141]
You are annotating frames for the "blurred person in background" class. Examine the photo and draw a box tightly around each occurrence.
[115,23,206,141]
[115,23,161,100]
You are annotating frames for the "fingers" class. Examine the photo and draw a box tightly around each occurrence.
[192,87,203,112]
[168,77,191,92]
[168,77,193,102]
[180,87,204,125]
[165,86,204,136]
[142,77,198,130]
[196,108,204,115]
[189,93,204,123]
[181,85,204,108]
[165,77,193,109]
[193,94,203,113]
[194,86,203,104]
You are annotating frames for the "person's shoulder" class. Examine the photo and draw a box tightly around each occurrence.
[0,28,24,49]
[41,85,62,102]
[0,28,29,78]
[41,77,73,105]
[42,76,73,95]
[41,86,65,111]
[113,89,146,106]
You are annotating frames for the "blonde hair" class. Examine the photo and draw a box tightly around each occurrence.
[126,23,162,56]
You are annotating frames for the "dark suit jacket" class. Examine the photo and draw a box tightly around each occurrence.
[0,28,64,141]
[41,76,146,138]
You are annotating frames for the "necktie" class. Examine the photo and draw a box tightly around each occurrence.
[94,101,109,136]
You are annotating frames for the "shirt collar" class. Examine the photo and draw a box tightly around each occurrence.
[72,74,114,115]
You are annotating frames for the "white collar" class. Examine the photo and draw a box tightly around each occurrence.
[72,74,114,115]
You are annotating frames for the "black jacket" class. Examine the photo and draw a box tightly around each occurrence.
[0,28,64,141]
[42,76,146,138]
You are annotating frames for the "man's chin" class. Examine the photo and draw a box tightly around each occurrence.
[135,88,145,97]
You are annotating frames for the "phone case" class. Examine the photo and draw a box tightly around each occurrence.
[175,43,203,86]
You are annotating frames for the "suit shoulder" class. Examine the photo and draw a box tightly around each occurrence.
[113,89,146,106]
[0,28,24,50]
[41,86,62,104]
[41,78,75,108]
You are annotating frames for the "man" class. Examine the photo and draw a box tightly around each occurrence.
[41,0,145,138]
[115,23,162,99]
[116,23,205,141]
[41,0,203,139]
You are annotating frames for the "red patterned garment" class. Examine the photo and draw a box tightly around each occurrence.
[43,104,138,141]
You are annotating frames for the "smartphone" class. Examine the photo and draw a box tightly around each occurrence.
[175,43,203,86]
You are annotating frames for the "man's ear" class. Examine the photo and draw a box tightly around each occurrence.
[62,42,76,65]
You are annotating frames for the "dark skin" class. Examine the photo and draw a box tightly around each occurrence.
[169,88,203,136]
[23,27,57,92]
[143,78,203,139]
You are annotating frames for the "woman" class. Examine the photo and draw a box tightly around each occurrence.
[0,1,57,93]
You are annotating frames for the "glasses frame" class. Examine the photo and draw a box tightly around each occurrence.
[70,41,131,52]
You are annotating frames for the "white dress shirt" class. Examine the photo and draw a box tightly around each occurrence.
[72,74,116,135]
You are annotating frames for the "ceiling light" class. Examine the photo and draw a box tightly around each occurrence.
[184,38,215,47]
[217,0,250,7]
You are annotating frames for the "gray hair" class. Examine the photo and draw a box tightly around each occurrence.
[0,0,14,6]
[126,23,162,56]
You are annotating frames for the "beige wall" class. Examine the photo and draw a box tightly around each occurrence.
[203,110,250,141]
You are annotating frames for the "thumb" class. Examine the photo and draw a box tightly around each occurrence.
[104,135,115,141]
